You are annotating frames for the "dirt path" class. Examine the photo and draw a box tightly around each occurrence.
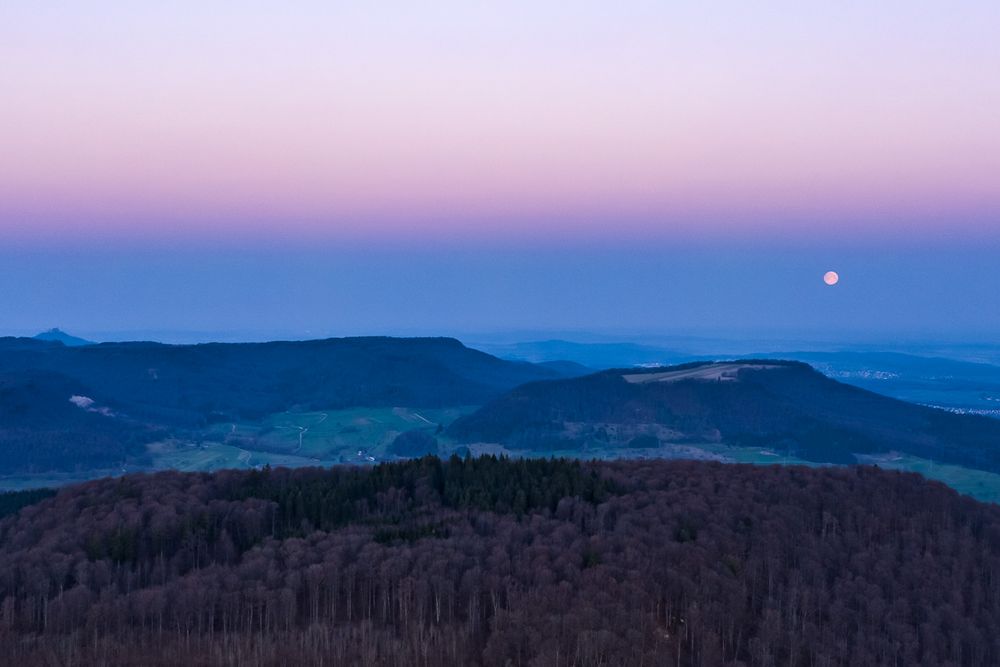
[290,413,327,454]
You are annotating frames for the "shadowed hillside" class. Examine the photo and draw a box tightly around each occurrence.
[0,337,568,473]
[0,370,158,473]
[449,360,1000,471]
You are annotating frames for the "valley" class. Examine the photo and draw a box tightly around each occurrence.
[3,336,1000,505]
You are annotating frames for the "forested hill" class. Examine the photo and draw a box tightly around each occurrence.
[449,359,1000,472]
[2,457,999,665]
[0,336,572,473]
[0,336,566,421]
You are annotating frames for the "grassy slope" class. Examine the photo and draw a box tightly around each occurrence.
[2,403,999,505]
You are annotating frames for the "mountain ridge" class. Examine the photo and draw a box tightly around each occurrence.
[449,359,1000,472]
[0,336,573,473]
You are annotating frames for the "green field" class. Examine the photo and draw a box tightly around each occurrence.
[0,406,477,492]
[855,453,1000,504]
[4,405,1000,506]
[708,446,1000,504]
[243,406,475,460]
[146,440,320,473]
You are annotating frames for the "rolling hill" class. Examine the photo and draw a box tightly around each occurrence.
[473,338,1000,416]
[0,370,157,473]
[0,336,570,473]
[449,360,1000,472]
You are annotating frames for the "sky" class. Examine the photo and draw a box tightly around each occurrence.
[1,2,998,341]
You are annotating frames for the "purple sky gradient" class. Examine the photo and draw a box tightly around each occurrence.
[2,2,998,245]
[1,3,997,339]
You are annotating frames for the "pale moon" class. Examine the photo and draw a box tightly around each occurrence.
[823,271,839,286]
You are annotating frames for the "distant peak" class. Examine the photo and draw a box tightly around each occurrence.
[33,328,93,347]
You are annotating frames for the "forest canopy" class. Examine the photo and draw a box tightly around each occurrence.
[1,456,999,666]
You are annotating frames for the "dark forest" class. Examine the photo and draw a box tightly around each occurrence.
[2,457,999,666]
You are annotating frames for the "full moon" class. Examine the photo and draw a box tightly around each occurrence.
[823,271,840,286]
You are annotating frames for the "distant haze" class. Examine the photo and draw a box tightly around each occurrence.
[2,240,998,344]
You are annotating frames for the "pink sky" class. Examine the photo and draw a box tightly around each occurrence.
[2,2,998,244]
